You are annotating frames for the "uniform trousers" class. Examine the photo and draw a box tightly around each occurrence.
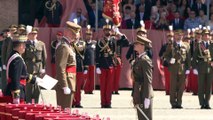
[112,64,122,92]
[73,72,85,106]
[84,65,95,93]
[99,67,114,106]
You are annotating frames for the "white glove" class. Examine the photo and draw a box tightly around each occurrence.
[96,68,101,74]
[13,98,20,104]
[2,65,6,70]
[0,67,2,72]
[144,98,150,109]
[83,70,88,74]
[36,77,43,84]
[40,69,46,74]
[170,58,175,64]
[193,69,198,75]
[63,87,71,95]
[185,70,190,75]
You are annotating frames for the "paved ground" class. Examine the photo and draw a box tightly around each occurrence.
[72,90,213,120]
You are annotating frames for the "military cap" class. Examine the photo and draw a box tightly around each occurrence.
[9,24,17,31]
[30,27,39,34]
[174,29,183,34]
[86,25,93,35]
[66,21,81,34]
[195,29,202,34]
[202,28,210,34]
[103,24,112,30]
[56,31,63,36]
[18,24,26,30]
[134,35,151,46]
[136,27,147,34]
[12,33,27,43]
[184,34,191,39]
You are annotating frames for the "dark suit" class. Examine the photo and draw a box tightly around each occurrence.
[192,3,207,16]
[171,19,184,30]
[135,1,152,20]
[125,19,141,29]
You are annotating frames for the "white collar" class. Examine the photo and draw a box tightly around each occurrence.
[138,52,146,58]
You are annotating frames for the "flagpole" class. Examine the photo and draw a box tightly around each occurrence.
[95,0,98,31]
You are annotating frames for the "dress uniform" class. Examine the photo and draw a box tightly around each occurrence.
[163,30,191,109]
[3,34,41,104]
[1,25,17,92]
[83,26,96,94]
[72,36,86,108]
[22,28,47,103]
[159,31,174,95]
[55,21,80,109]
[187,29,201,95]
[111,30,129,94]
[51,31,63,77]
[96,24,115,108]
[132,35,154,120]
[192,29,213,109]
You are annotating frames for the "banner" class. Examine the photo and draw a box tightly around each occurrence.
[103,0,122,26]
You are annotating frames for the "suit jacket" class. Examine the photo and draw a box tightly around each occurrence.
[135,1,152,20]
[125,19,141,29]
[55,38,76,91]
[83,40,96,67]
[23,40,47,75]
[171,19,184,30]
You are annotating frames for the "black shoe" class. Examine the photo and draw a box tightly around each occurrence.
[176,105,183,109]
[114,91,119,95]
[205,105,211,109]
[105,105,112,108]
[112,91,115,94]
[171,106,176,109]
[101,105,106,108]
[85,92,93,94]
[201,105,205,109]
[192,93,197,95]
[75,105,83,108]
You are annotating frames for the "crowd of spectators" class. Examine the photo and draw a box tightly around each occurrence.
[80,0,213,30]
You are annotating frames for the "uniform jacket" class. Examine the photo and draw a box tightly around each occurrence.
[4,50,36,99]
[163,41,191,74]
[51,39,59,63]
[74,40,86,72]
[23,40,47,75]
[132,53,154,102]
[55,37,76,91]
[192,40,213,74]
[83,40,96,68]
[96,37,116,69]
[1,37,13,65]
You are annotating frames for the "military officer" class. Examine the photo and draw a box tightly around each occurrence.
[111,27,129,95]
[55,21,80,109]
[72,27,86,108]
[159,29,174,95]
[3,33,42,104]
[1,25,17,92]
[51,31,63,77]
[192,28,213,109]
[23,28,47,103]
[96,23,115,108]
[0,32,4,89]
[83,25,96,94]
[163,30,191,109]
[132,35,154,120]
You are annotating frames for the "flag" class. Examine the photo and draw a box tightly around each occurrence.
[102,0,121,26]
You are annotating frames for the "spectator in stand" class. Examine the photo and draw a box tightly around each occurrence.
[188,0,196,8]
[83,0,103,28]
[144,15,156,30]
[184,10,201,30]
[208,14,213,30]
[166,1,176,22]
[155,13,169,30]
[125,12,140,29]
[135,0,152,20]
[210,6,213,19]
[136,4,145,21]
[68,8,87,27]
[178,0,189,18]
[150,6,160,24]
[171,11,184,30]
[197,9,208,26]
[123,6,132,20]
[192,0,207,16]
[44,0,63,27]
[123,0,136,12]
[183,6,192,19]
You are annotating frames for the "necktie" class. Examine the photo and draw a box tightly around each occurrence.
[206,42,208,48]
